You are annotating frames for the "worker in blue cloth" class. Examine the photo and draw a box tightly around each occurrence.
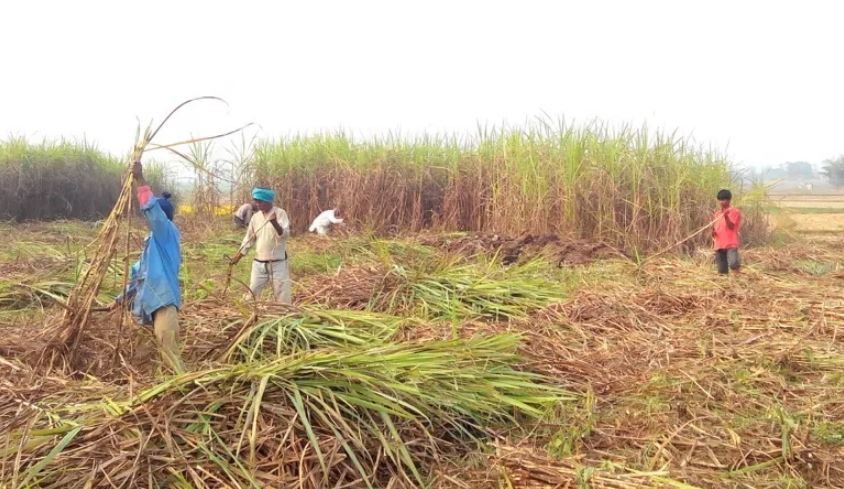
[116,160,184,373]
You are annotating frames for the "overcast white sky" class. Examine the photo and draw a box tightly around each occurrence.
[1,0,842,168]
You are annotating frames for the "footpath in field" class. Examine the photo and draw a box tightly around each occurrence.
[1,222,843,488]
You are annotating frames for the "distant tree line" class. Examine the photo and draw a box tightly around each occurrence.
[754,158,844,188]
[754,161,816,182]
[822,155,844,188]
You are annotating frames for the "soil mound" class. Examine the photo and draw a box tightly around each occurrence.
[419,233,621,265]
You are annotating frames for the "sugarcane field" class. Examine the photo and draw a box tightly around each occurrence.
[2,3,844,489]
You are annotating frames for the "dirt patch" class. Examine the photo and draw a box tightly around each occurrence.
[535,287,717,330]
[0,262,34,278]
[295,265,387,310]
[418,233,622,266]
[0,297,254,381]
[0,255,68,279]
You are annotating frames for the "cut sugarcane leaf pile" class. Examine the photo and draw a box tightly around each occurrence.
[371,261,566,320]
[1,335,572,488]
[0,281,75,311]
[222,307,405,361]
[296,259,567,321]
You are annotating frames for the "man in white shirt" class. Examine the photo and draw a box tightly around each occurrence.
[308,208,344,236]
[230,187,292,304]
[233,202,257,229]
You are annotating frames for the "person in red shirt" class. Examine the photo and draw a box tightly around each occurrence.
[712,189,742,274]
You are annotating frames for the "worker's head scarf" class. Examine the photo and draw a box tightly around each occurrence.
[158,191,175,221]
[252,187,275,203]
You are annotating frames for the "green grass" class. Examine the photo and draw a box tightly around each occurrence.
[795,259,839,276]
[770,207,844,214]
[812,421,844,446]
[289,250,343,275]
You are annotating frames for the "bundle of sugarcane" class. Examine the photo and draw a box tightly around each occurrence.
[40,97,251,372]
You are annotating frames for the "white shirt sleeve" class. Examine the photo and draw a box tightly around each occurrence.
[328,210,344,224]
[239,217,256,252]
[277,208,291,239]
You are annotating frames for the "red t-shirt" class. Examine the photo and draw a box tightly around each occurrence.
[713,207,742,250]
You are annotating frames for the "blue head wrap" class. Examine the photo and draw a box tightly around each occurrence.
[252,187,275,203]
[158,192,174,221]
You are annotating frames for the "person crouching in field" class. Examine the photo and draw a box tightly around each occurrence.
[712,189,742,275]
[230,187,292,304]
[233,201,257,229]
[116,161,184,373]
[309,207,344,236]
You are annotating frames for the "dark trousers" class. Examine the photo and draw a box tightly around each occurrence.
[715,248,741,274]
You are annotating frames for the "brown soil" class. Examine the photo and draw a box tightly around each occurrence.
[418,233,622,266]
[0,256,68,278]
[295,265,387,310]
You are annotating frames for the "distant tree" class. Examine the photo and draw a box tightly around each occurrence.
[762,165,787,181]
[784,161,813,179]
[821,155,844,188]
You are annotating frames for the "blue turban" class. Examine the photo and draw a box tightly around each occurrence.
[252,187,275,203]
[158,193,175,221]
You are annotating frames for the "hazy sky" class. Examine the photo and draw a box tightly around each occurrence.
[2,0,842,168]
